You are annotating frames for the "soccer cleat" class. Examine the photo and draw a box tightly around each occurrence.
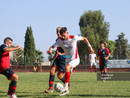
[44,88,53,93]
[10,94,17,98]
[62,87,68,92]
[60,88,69,96]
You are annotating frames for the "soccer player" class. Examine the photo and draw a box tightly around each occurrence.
[47,27,93,96]
[97,41,110,74]
[89,51,97,72]
[0,37,21,98]
[44,27,66,93]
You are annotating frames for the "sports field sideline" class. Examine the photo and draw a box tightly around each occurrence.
[0,72,130,98]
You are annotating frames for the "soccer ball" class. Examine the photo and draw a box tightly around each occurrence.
[54,83,63,92]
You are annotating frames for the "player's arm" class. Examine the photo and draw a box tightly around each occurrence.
[50,50,65,61]
[95,56,97,62]
[88,55,91,62]
[47,45,55,55]
[47,39,60,55]
[56,50,65,56]
[88,57,91,63]
[81,37,93,52]
[49,49,58,61]
[4,46,21,52]
[105,53,111,60]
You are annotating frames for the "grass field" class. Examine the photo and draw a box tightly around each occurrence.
[0,72,130,98]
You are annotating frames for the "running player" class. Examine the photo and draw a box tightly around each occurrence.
[44,27,66,93]
[0,37,21,98]
[89,51,97,72]
[97,41,110,74]
[47,27,93,96]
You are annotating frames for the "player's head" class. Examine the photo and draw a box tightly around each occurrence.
[56,27,62,38]
[4,37,13,47]
[60,27,69,40]
[100,40,105,48]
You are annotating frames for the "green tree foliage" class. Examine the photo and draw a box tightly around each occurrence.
[113,32,129,59]
[78,10,110,64]
[128,44,130,59]
[48,50,56,64]
[11,49,24,65]
[24,26,36,65]
[36,50,44,65]
[105,40,116,59]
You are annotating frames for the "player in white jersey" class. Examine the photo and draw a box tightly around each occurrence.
[47,27,93,96]
[89,51,97,72]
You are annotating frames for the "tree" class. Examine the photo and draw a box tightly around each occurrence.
[10,49,24,65]
[105,40,116,59]
[78,10,110,64]
[113,32,129,59]
[35,50,44,65]
[48,50,56,64]
[24,26,36,65]
[128,44,130,59]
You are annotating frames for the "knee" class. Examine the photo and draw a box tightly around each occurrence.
[12,74,18,81]
[65,66,71,72]
[50,69,55,75]
[57,74,63,79]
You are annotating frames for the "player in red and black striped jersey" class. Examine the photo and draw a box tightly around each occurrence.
[97,41,110,73]
[0,37,21,98]
[44,27,66,93]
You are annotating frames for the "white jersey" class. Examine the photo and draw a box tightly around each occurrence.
[53,35,82,63]
[89,54,97,66]
[89,54,96,61]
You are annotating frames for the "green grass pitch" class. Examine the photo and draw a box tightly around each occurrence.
[0,72,130,98]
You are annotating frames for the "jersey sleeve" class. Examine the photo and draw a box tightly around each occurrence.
[105,48,110,54]
[52,39,61,47]
[74,35,82,41]
[0,44,7,51]
[97,49,100,57]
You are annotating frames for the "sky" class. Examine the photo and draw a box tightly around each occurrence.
[0,0,130,59]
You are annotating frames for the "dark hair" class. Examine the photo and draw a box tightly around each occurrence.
[4,37,13,43]
[60,27,67,35]
[100,40,105,44]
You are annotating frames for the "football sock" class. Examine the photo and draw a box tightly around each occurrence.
[8,83,11,95]
[65,72,71,88]
[95,68,97,72]
[8,80,17,95]
[49,75,54,90]
[90,68,92,72]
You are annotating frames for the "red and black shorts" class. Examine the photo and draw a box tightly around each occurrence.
[0,68,15,80]
[52,58,65,74]
[100,60,108,71]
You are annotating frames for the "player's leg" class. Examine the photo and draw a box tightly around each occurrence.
[44,66,56,93]
[60,59,79,96]
[90,62,92,72]
[44,60,57,93]
[1,68,18,98]
[9,74,18,98]
[57,71,65,83]
[56,59,66,83]
[94,62,97,72]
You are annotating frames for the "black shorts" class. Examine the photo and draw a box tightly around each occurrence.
[0,68,15,80]
[100,61,108,71]
[52,58,65,74]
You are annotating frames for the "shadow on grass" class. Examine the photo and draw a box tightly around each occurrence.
[1,91,130,98]
[70,94,130,97]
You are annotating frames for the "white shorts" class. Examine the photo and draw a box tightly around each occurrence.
[90,61,97,66]
[65,58,80,69]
